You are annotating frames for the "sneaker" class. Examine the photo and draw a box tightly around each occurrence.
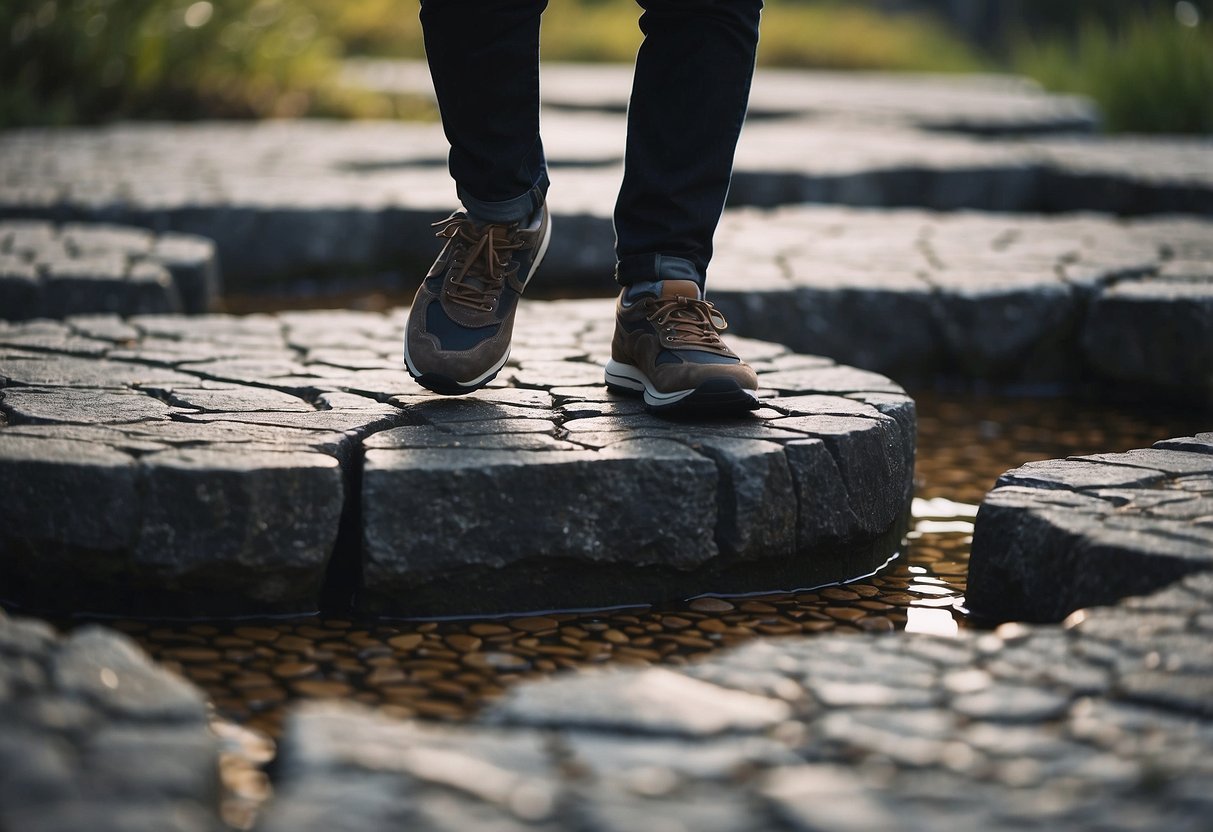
[605,279,759,415]
[404,202,551,395]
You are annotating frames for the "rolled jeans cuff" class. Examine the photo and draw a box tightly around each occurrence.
[458,174,549,224]
[614,254,705,289]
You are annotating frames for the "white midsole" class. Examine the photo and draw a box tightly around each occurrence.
[403,214,552,388]
[604,359,696,407]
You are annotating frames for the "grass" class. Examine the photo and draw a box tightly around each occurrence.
[303,0,985,72]
[1013,11,1213,133]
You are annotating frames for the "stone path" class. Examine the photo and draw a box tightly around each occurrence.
[709,206,1213,397]
[255,566,1213,832]
[1,220,219,319]
[0,610,222,832]
[968,434,1213,623]
[0,300,915,618]
[2,110,1210,290]
[346,59,1100,135]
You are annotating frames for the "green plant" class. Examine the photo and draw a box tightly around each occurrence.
[0,0,407,125]
[758,3,984,72]
[1014,11,1213,133]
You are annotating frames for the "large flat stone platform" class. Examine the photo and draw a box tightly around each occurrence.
[2,111,1210,289]
[1,220,219,319]
[968,434,1213,623]
[709,206,1213,399]
[258,567,1213,832]
[0,300,915,618]
[347,59,1100,135]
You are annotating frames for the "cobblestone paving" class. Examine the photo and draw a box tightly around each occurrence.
[970,435,1213,623]
[2,110,1210,289]
[0,220,219,319]
[709,206,1213,396]
[0,610,223,832]
[346,59,1100,135]
[0,299,914,617]
[254,567,1213,832]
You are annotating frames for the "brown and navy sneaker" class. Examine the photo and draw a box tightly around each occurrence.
[605,279,759,415]
[404,202,551,395]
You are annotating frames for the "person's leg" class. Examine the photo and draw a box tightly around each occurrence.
[420,0,549,221]
[613,0,763,292]
[405,0,552,395]
[606,0,763,415]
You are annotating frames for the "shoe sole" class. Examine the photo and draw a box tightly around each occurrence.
[604,358,759,416]
[404,214,552,396]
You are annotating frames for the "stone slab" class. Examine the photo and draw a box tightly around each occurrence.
[707,205,1213,399]
[359,303,916,616]
[968,438,1213,623]
[0,611,222,832]
[346,59,1100,136]
[256,567,1213,831]
[0,300,915,617]
[0,220,219,320]
[1,108,1209,292]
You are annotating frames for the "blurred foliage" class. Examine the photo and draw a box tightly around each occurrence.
[0,0,431,125]
[756,3,984,71]
[1014,9,1213,133]
[301,0,985,72]
[5,0,1209,134]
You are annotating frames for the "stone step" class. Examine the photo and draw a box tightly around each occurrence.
[708,206,1213,400]
[346,59,1100,135]
[0,300,915,618]
[258,566,1213,831]
[968,434,1213,623]
[0,220,219,320]
[2,113,1209,290]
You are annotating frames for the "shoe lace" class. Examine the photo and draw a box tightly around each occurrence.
[432,215,525,311]
[645,296,730,348]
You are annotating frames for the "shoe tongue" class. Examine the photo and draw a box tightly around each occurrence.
[660,279,703,300]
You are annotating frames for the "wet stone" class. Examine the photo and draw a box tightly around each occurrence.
[0,611,221,832]
[969,437,1213,623]
[358,310,913,615]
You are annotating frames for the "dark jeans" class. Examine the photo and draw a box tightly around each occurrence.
[419,0,763,288]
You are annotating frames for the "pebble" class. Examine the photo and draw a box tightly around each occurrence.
[824,607,866,622]
[444,634,482,653]
[387,634,423,651]
[468,623,511,637]
[412,699,466,719]
[821,587,861,601]
[244,687,287,706]
[272,662,317,679]
[164,647,222,662]
[292,680,353,697]
[366,667,407,686]
[511,616,559,632]
[233,627,280,643]
[689,598,735,612]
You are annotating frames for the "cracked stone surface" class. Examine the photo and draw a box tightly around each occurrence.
[0,220,219,320]
[1,105,1209,290]
[708,206,1213,397]
[968,435,1213,623]
[254,568,1213,832]
[0,300,914,617]
[346,60,1101,136]
[0,609,221,832]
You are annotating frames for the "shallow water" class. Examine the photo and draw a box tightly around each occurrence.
[74,390,1204,745]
